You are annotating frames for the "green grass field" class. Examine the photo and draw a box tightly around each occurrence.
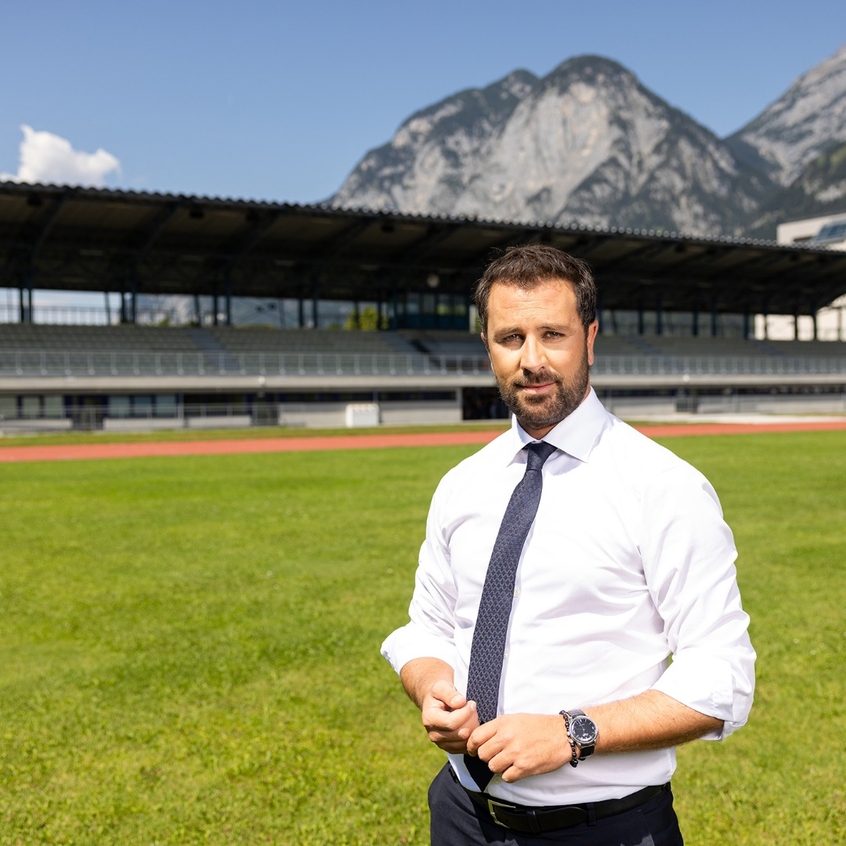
[1,430,844,844]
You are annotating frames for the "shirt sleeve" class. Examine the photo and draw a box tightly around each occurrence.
[640,464,756,739]
[381,478,460,675]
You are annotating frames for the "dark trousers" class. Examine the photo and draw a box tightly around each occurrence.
[428,764,684,846]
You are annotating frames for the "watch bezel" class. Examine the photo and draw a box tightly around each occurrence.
[566,709,599,759]
[570,715,598,744]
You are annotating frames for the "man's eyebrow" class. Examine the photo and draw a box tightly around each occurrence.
[493,322,573,336]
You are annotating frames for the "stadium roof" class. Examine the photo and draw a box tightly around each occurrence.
[2,181,846,317]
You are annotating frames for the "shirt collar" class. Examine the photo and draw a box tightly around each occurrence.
[507,388,609,464]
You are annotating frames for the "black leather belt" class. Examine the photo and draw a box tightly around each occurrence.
[460,779,668,834]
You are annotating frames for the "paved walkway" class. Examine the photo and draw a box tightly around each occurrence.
[2,418,845,463]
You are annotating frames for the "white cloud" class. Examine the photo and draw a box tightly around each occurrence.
[0,124,121,187]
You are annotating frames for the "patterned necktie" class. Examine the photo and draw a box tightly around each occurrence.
[464,440,557,790]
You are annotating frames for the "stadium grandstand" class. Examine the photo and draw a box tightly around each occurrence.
[2,182,846,433]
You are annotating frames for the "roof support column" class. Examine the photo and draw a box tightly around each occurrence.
[130,279,137,324]
[692,303,699,337]
[19,283,33,323]
[711,297,718,337]
[311,281,319,329]
[390,284,398,331]
[655,293,663,336]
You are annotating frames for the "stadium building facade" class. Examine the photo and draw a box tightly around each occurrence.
[2,183,846,433]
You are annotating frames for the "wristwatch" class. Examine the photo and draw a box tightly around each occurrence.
[565,709,599,760]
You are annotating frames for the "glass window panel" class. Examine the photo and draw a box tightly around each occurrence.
[109,396,131,418]
[43,396,64,418]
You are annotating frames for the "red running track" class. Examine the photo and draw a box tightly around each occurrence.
[2,419,846,463]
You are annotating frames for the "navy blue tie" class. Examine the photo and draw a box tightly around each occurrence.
[464,440,557,789]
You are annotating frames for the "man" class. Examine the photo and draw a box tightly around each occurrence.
[381,244,755,845]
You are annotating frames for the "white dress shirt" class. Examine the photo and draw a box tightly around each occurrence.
[381,389,755,806]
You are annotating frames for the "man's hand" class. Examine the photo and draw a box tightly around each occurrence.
[466,713,571,782]
[421,680,481,753]
[399,658,481,754]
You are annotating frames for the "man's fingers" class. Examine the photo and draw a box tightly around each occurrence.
[426,731,472,753]
[425,699,471,726]
[466,719,497,755]
[430,680,468,711]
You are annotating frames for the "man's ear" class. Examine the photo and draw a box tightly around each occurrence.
[586,321,598,367]
[481,333,490,357]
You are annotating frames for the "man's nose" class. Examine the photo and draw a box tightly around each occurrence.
[519,335,546,371]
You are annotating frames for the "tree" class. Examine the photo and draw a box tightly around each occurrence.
[344,306,386,331]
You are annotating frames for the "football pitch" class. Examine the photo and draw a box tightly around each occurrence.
[1,430,844,844]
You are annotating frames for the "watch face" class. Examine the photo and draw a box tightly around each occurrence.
[571,715,597,744]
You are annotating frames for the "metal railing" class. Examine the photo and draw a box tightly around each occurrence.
[0,401,267,432]
[0,350,492,378]
[1,349,846,379]
[593,354,846,377]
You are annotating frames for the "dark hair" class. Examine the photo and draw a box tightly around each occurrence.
[474,244,597,332]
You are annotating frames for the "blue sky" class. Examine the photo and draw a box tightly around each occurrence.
[1,0,845,205]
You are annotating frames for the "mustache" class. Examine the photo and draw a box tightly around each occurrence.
[514,370,561,387]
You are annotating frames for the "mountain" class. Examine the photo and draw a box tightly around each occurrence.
[332,69,538,214]
[746,141,846,238]
[332,49,846,239]
[727,44,846,188]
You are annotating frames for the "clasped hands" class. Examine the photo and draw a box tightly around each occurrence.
[421,680,570,783]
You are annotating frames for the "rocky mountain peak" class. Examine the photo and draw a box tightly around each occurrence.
[331,45,846,239]
[729,43,846,186]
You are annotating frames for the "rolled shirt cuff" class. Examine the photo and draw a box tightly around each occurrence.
[381,623,458,676]
[651,646,755,739]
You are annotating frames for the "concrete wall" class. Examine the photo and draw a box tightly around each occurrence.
[697,393,846,415]
[0,418,73,434]
[380,400,462,425]
[187,415,252,429]
[278,398,462,428]
[279,403,346,428]
[103,417,184,432]
[602,397,678,418]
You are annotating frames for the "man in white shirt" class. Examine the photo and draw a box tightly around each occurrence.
[381,245,755,844]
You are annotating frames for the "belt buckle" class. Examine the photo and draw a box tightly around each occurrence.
[486,797,518,828]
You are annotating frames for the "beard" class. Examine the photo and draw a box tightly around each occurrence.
[496,344,590,432]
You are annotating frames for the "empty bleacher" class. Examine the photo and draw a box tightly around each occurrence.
[0,324,423,356]
[599,334,846,361]
[400,330,485,358]
[210,326,411,356]
[0,324,199,352]
[2,324,845,383]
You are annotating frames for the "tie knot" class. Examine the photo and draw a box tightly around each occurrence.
[525,440,557,470]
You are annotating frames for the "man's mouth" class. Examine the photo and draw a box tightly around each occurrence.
[514,377,559,397]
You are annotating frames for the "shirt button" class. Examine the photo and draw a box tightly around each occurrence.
[514,587,521,598]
